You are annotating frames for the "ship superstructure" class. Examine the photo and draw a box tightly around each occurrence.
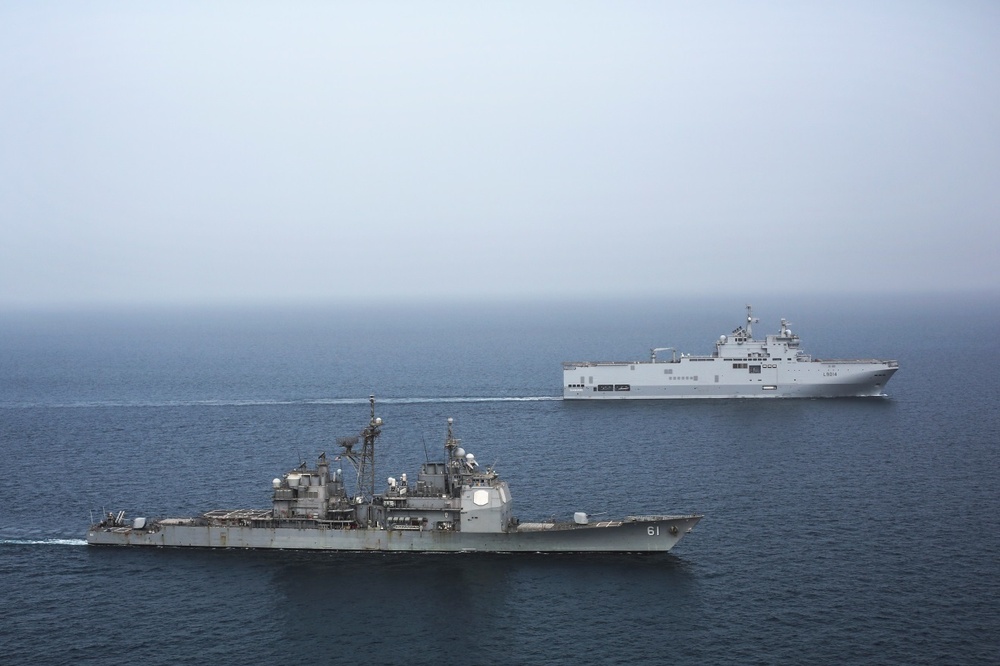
[563,305,898,399]
[88,397,701,553]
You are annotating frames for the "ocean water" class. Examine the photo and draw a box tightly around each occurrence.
[1,294,998,665]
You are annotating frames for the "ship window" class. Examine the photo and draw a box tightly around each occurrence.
[664,368,673,375]
[715,375,719,383]
[750,365,762,374]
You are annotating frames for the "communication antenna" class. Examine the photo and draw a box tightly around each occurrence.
[745,304,760,338]
[338,395,382,504]
[444,417,460,458]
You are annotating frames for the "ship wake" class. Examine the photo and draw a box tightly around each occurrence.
[7,396,561,409]
[1,538,88,547]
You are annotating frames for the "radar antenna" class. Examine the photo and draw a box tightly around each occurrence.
[780,318,794,337]
[745,304,759,338]
[337,395,382,503]
[444,417,460,458]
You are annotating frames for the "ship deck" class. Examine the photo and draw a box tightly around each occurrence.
[202,509,274,521]
[563,358,897,367]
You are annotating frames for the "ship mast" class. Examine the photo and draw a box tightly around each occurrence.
[338,395,382,503]
[745,304,759,339]
[444,417,470,493]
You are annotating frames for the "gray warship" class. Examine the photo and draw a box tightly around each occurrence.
[87,396,702,553]
[564,305,898,399]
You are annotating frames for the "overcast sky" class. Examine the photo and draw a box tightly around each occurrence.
[2,1,998,307]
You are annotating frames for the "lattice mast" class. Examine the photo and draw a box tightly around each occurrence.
[338,395,382,504]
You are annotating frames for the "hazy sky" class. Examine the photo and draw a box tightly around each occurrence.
[2,1,998,306]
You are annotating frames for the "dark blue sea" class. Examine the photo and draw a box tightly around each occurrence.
[2,294,998,665]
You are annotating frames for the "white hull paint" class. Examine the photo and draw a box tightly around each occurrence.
[564,359,896,399]
[564,306,898,400]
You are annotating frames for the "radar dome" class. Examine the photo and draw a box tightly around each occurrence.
[272,478,281,488]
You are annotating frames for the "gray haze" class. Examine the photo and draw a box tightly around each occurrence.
[2,1,998,307]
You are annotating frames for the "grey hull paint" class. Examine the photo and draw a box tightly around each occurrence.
[87,515,702,553]
[87,399,702,554]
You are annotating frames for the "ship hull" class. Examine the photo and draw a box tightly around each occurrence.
[564,360,897,400]
[87,515,702,553]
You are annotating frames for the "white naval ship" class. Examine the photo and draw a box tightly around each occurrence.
[563,305,898,400]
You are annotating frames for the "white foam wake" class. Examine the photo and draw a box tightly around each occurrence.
[4,396,562,409]
[315,396,561,405]
[0,538,88,546]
